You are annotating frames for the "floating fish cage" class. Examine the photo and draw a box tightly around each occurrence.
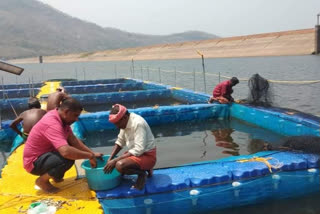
[1,78,320,214]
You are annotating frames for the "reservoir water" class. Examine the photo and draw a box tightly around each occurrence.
[2,55,320,116]
[1,55,320,213]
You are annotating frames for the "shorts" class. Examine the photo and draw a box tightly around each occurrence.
[128,147,157,170]
[31,151,74,180]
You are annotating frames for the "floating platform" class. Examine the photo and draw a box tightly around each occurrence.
[0,78,319,213]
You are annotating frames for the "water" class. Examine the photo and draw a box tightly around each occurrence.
[84,97,184,113]
[1,55,320,116]
[84,118,285,168]
[1,55,320,212]
[210,192,320,214]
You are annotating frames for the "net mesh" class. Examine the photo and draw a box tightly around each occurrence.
[267,136,320,154]
[243,73,274,107]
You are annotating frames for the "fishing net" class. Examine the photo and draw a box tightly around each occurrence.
[242,73,274,107]
[266,136,320,154]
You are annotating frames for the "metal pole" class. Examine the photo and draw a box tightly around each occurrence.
[31,75,34,97]
[75,67,78,80]
[174,67,177,87]
[83,67,86,80]
[316,14,320,54]
[158,67,161,83]
[197,50,207,93]
[147,67,150,81]
[0,108,2,129]
[141,66,143,80]
[201,55,207,93]
[1,77,4,99]
[40,62,44,82]
[193,68,196,91]
[131,59,135,78]
[114,64,117,78]
[28,77,31,97]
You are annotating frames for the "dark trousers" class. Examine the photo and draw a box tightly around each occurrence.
[31,151,74,180]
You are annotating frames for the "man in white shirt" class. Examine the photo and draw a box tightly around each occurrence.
[104,104,156,190]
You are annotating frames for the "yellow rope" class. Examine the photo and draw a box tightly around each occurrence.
[237,157,281,173]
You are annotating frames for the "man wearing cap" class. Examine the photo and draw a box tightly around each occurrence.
[104,104,156,190]
[208,77,239,104]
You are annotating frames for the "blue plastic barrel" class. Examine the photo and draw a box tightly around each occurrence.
[81,155,121,191]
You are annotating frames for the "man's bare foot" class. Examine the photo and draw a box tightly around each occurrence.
[36,177,59,193]
[132,173,147,190]
[53,178,64,183]
[147,169,153,178]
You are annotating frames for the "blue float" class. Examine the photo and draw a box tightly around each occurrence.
[2,78,320,213]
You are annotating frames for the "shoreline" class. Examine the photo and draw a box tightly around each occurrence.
[9,28,315,64]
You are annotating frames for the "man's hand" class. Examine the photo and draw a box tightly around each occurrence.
[89,154,97,168]
[93,152,104,160]
[104,159,116,174]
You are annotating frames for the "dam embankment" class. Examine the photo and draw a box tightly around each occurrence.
[10,28,316,64]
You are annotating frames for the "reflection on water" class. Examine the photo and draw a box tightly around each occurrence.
[0,117,285,171]
[84,118,285,168]
[211,128,240,156]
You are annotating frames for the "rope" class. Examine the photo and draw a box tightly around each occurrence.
[141,66,320,85]
[268,79,320,84]
[2,93,18,118]
[176,70,193,75]
[1,78,18,117]
[237,157,283,173]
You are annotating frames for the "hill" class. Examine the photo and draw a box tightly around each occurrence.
[0,0,218,59]
[10,28,315,64]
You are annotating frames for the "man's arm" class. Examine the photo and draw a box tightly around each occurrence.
[56,92,70,107]
[57,144,99,168]
[60,92,70,100]
[9,114,23,136]
[108,144,122,161]
[104,144,132,173]
[68,132,92,153]
[58,144,94,160]
[67,132,103,158]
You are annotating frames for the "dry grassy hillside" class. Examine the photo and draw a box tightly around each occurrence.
[1,0,217,59]
[10,28,315,64]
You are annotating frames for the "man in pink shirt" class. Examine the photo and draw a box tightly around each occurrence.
[23,97,102,193]
[208,77,239,104]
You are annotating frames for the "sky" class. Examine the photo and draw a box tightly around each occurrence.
[39,0,320,37]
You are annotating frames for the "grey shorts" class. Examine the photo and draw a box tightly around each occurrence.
[31,151,74,180]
